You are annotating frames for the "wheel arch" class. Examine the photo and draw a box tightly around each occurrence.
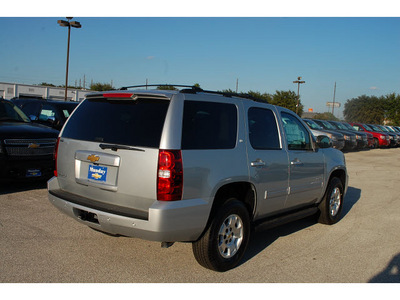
[211,181,255,218]
[328,168,347,193]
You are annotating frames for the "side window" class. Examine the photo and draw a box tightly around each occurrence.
[182,101,237,150]
[281,112,312,150]
[248,107,281,150]
[39,104,58,121]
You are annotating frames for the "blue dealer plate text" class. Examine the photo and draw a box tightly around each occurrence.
[88,165,108,182]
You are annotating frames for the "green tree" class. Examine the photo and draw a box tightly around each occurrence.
[90,82,114,91]
[383,93,400,125]
[270,90,303,116]
[313,112,340,121]
[247,90,272,103]
[343,95,385,124]
[157,85,178,90]
[39,82,56,87]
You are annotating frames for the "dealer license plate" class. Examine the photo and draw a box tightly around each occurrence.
[88,164,108,182]
[26,169,42,177]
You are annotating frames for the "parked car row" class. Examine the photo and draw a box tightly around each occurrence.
[303,118,400,151]
[0,98,78,181]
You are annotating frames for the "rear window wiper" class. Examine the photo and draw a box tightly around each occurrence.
[99,143,145,152]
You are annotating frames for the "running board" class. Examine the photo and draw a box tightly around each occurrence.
[254,207,319,232]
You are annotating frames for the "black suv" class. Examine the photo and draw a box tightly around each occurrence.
[0,98,59,181]
[12,98,78,131]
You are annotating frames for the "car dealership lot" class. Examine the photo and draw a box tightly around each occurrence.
[1,148,400,283]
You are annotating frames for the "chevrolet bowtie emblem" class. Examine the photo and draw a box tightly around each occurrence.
[87,154,100,163]
[28,143,40,149]
[91,173,102,179]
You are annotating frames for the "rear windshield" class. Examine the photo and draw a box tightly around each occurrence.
[62,98,169,148]
[55,103,78,118]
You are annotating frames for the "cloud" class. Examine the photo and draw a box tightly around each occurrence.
[369,86,379,90]
[146,56,155,60]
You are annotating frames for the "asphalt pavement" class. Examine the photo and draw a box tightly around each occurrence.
[1,148,400,283]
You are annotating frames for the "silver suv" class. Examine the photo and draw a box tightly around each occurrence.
[48,86,348,272]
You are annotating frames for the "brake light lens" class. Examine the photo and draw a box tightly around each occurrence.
[53,137,60,177]
[102,93,135,99]
[157,150,183,201]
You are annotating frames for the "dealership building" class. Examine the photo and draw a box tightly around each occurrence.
[0,82,90,102]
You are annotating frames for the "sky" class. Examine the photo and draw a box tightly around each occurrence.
[1,1,399,118]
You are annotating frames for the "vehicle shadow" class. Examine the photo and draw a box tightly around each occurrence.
[0,180,48,195]
[369,253,400,283]
[240,186,362,268]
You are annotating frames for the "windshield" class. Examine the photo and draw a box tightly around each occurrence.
[332,122,348,130]
[319,120,337,130]
[368,124,381,132]
[391,127,400,132]
[378,126,389,132]
[0,100,30,122]
[363,124,372,131]
[386,126,395,133]
[342,122,354,130]
[52,103,77,119]
[304,119,323,130]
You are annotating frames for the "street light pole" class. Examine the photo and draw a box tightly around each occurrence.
[293,76,305,114]
[58,17,81,101]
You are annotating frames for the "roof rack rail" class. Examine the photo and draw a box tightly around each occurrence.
[119,84,202,91]
[118,84,268,103]
[197,90,269,103]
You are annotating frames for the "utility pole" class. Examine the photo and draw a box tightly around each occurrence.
[236,78,239,93]
[332,82,337,116]
[293,76,305,114]
[57,17,81,101]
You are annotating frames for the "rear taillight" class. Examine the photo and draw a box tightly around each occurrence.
[53,137,60,177]
[157,150,183,201]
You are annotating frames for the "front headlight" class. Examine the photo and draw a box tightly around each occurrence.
[356,135,362,140]
[344,135,350,141]
[326,133,337,141]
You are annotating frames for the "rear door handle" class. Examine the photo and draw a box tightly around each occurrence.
[251,159,266,167]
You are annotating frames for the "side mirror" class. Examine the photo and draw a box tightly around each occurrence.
[316,135,332,148]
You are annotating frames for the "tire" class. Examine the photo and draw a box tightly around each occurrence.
[192,198,250,272]
[318,177,344,225]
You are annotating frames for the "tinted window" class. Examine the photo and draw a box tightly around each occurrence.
[62,98,170,148]
[182,101,237,150]
[54,103,78,118]
[281,112,312,150]
[248,107,280,150]
[21,102,40,117]
[39,104,57,121]
[0,100,30,122]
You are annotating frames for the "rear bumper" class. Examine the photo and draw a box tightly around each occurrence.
[47,177,210,242]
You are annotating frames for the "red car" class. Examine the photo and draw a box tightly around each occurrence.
[350,123,390,148]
